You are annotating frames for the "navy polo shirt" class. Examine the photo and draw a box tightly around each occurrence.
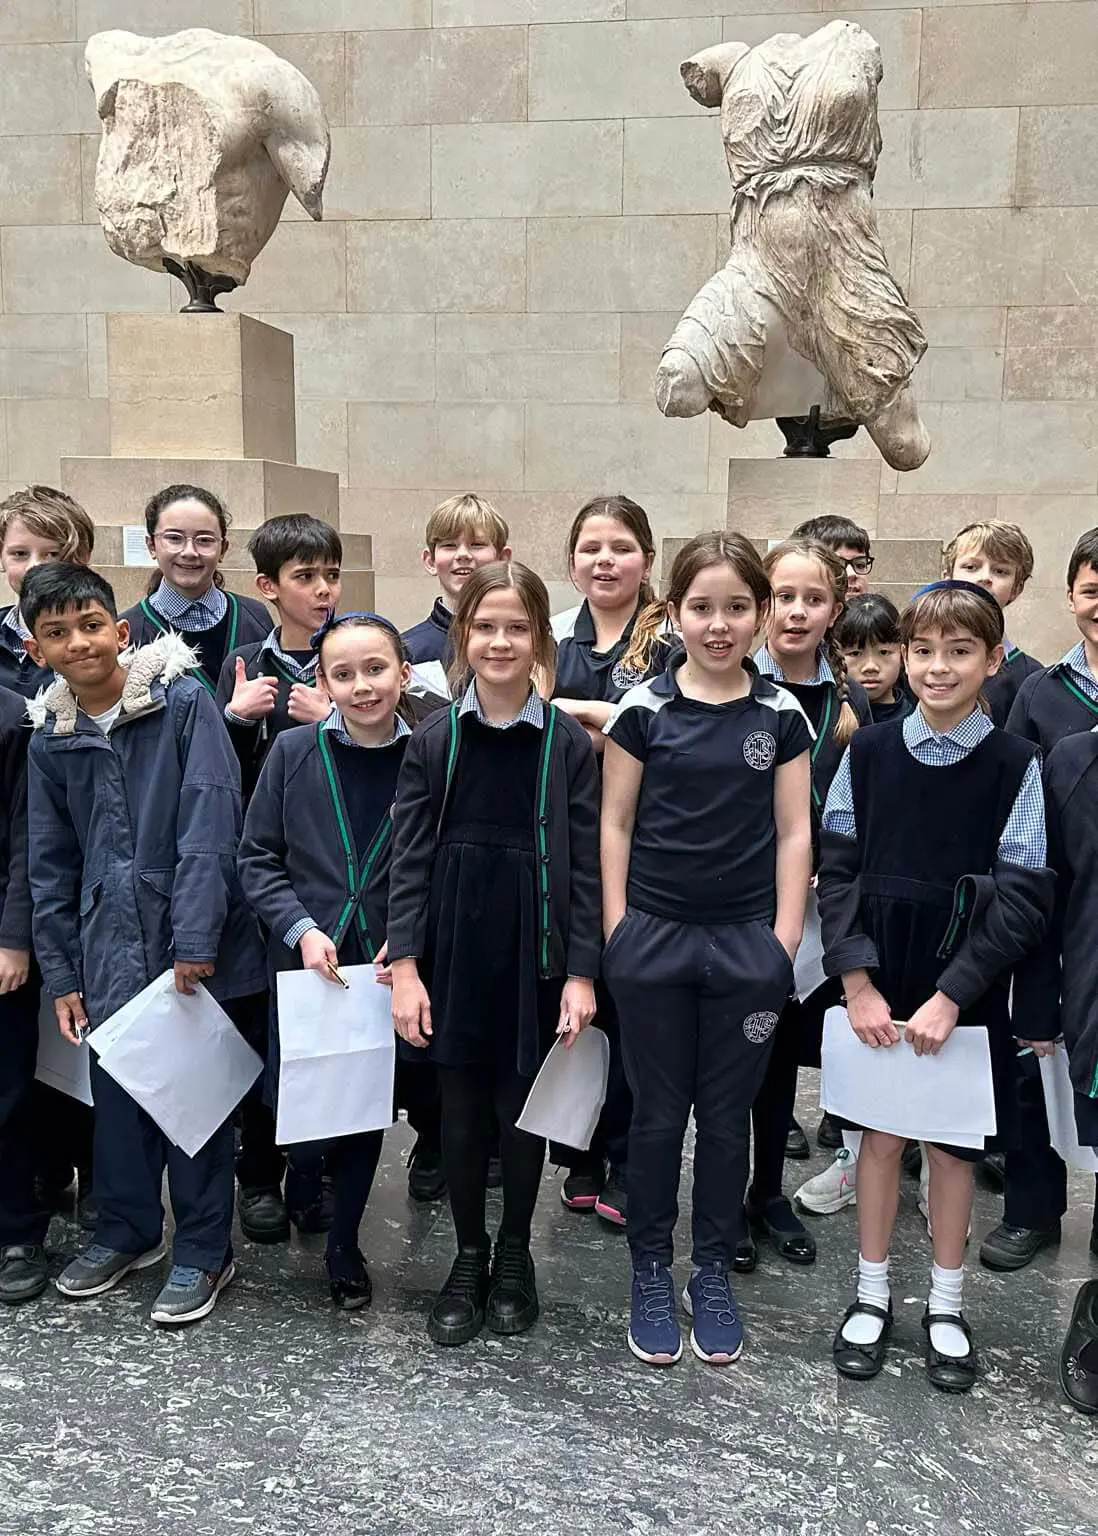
[606,660,812,925]
[552,600,670,704]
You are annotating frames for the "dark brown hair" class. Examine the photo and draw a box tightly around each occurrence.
[144,483,229,593]
[316,613,415,728]
[621,531,770,675]
[448,561,556,696]
[763,538,859,746]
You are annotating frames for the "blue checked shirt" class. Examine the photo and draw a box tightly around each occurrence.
[1,606,30,655]
[753,644,835,687]
[822,706,1047,868]
[283,709,412,950]
[1061,641,1098,704]
[458,679,545,730]
[148,580,227,632]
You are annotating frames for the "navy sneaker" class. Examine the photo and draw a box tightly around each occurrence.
[683,1262,744,1365]
[628,1262,682,1366]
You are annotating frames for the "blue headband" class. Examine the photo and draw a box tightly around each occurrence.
[910,579,1004,634]
[309,610,404,655]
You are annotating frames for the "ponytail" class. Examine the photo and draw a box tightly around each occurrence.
[824,630,860,746]
[618,595,670,678]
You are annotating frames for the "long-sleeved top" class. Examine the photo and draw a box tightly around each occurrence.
[402,597,454,700]
[983,643,1043,728]
[27,632,265,1024]
[0,605,51,699]
[121,582,272,694]
[1005,642,1098,754]
[215,627,320,802]
[0,684,31,952]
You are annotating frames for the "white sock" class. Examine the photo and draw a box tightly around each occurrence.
[841,1255,890,1346]
[928,1262,970,1358]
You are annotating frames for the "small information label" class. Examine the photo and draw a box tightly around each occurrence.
[123,525,155,567]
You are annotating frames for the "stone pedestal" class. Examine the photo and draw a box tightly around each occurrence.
[61,314,373,611]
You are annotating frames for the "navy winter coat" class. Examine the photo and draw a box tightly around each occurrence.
[0,684,31,952]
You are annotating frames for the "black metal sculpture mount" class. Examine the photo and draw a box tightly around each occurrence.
[163,259,240,314]
[776,405,860,458]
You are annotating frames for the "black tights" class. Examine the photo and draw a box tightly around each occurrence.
[749,1035,799,1205]
[326,1131,384,1255]
[440,1065,545,1249]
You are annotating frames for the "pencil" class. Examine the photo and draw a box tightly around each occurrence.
[326,960,350,989]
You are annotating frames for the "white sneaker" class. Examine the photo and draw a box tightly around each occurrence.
[794,1147,857,1215]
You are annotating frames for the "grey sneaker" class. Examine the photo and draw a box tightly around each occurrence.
[150,1260,236,1326]
[55,1241,165,1298]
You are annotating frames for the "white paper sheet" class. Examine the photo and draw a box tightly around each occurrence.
[1040,1044,1098,1173]
[820,1006,995,1148]
[516,1026,609,1150]
[275,965,395,1146]
[89,971,262,1157]
[34,989,93,1106]
[794,888,826,1003]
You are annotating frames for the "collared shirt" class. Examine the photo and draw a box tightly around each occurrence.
[458,679,545,730]
[1061,641,1098,704]
[753,644,835,688]
[1,606,30,646]
[258,627,316,683]
[823,706,1047,868]
[148,580,228,632]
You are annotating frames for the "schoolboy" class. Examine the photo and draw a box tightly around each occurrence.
[979,527,1098,1274]
[0,485,95,698]
[0,682,48,1304]
[943,519,1040,726]
[402,494,511,698]
[22,562,266,1326]
[792,515,874,599]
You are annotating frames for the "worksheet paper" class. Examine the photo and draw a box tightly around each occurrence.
[1040,1043,1098,1173]
[820,1007,995,1148]
[516,1026,609,1150]
[34,989,93,1106]
[275,965,395,1146]
[90,971,262,1157]
[794,888,826,1003]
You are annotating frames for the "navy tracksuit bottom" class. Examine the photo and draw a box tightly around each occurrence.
[604,908,793,1268]
[1005,1049,1098,1231]
[0,971,50,1248]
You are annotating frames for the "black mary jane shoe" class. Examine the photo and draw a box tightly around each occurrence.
[785,1118,810,1161]
[732,1232,758,1274]
[1060,1280,1098,1415]
[922,1311,978,1393]
[833,1300,893,1380]
[327,1246,373,1311]
[748,1195,817,1265]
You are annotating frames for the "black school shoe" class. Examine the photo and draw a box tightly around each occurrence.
[406,1138,447,1203]
[833,1300,893,1381]
[428,1241,491,1346]
[922,1310,977,1393]
[732,1233,758,1274]
[485,1235,539,1336]
[0,1244,49,1305]
[327,1245,372,1311]
[239,1186,291,1245]
[817,1113,843,1151]
[1060,1280,1098,1414]
[747,1194,817,1265]
[979,1220,1061,1271]
[785,1118,810,1160]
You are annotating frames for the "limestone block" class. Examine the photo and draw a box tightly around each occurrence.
[876,494,996,540]
[0,43,85,134]
[221,223,347,315]
[998,496,1098,586]
[255,0,430,34]
[278,125,429,220]
[911,209,1098,309]
[1009,584,1084,663]
[1018,108,1098,208]
[874,109,1018,209]
[0,345,88,401]
[86,314,108,398]
[897,402,1098,496]
[620,312,680,401]
[525,403,710,494]
[0,2,75,43]
[1004,307,1098,402]
[0,135,82,226]
[725,459,884,539]
[348,403,525,491]
[106,314,296,462]
[77,3,252,39]
[7,399,110,482]
[920,5,1097,110]
[432,122,624,218]
[529,18,722,120]
[348,26,527,126]
[295,400,349,486]
[872,538,942,584]
[62,456,341,531]
[435,1,624,24]
[623,118,729,216]
[346,29,430,126]
[437,350,620,404]
[347,219,525,313]
[917,345,1004,403]
[435,314,621,354]
[265,33,347,127]
[920,309,1006,349]
[284,314,436,402]
[0,225,170,314]
[528,216,717,312]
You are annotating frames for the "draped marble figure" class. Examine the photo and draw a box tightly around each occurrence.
[85,29,330,310]
[656,21,930,471]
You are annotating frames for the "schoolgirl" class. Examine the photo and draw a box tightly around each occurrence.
[819,581,1053,1391]
[745,538,871,1265]
[602,533,812,1366]
[121,484,272,693]
[834,594,914,726]
[388,562,601,1348]
[551,494,672,1228]
[238,612,414,1309]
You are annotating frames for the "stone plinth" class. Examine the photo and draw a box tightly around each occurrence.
[727,458,884,540]
[107,314,296,463]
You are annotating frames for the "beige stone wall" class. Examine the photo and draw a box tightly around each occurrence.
[0,0,1095,652]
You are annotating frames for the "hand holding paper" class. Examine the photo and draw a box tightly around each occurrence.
[55,990,88,1045]
[517,1027,609,1149]
[844,974,900,1048]
[557,976,596,1049]
[174,959,215,996]
[905,991,960,1058]
[276,964,395,1145]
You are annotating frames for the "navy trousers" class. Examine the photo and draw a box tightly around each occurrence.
[605,908,793,1268]
[1004,1049,1098,1229]
[0,971,49,1247]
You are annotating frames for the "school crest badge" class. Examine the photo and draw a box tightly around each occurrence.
[743,731,777,771]
[612,658,649,691]
[743,1010,779,1044]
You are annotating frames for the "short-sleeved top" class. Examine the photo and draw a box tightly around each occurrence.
[552,600,672,704]
[605,658,812,925]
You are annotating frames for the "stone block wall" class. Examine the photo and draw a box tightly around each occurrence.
[0,0,1095,650]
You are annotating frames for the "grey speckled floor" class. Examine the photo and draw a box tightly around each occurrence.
[2,1078,1096,1536]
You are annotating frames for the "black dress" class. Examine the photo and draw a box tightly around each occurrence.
[425,717,560,1077]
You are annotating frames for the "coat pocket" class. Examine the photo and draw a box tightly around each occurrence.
[137,867,175,965]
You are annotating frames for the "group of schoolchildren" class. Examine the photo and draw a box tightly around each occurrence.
[0,479,1096,1414]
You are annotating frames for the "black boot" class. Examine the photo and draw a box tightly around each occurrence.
[485,1234,539,1336]
[407,1137,446,1203]
[0,1245,49,1305]
[428,1242,491,1346]
[238,1186,291,1244]
[327,1245,372,1311]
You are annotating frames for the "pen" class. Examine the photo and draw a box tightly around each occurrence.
[326,960,349,990]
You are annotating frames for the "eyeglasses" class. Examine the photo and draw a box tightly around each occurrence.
[844,555,874,576]
[154,531,222,554]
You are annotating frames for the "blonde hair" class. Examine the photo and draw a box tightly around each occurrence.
[621,531,769,676]
[424,494,509,557]
[901,585,1005,717]
[0,485,95,563]
[447,561,556,696]
[763,538,860,746]
[942,519,1034,597]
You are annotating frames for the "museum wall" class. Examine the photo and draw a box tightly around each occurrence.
[0,0,1095,642]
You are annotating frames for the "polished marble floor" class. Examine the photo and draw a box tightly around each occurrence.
[1,1087,1095,1536]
